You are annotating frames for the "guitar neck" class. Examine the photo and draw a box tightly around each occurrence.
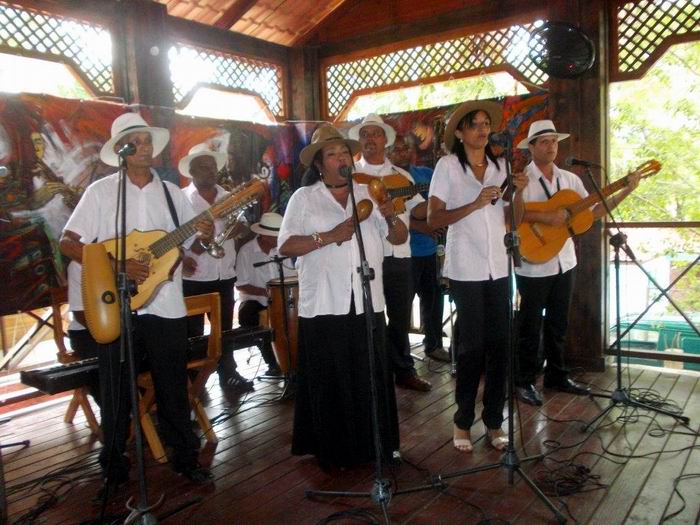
[388,183,430,199]
[149,209,213,258]
[569,175,630,215]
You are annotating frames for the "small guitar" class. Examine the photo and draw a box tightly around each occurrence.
[101,178,265,310]
[518,160,661,263]
[352,172,429,213]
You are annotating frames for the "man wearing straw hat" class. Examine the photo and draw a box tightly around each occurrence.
[60,112,214,495]
[514,119,640,406]
[180,142,255,391]
[350,114,432,392]
[235,212,296,376]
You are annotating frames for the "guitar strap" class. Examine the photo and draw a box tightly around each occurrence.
[537,176,560,199]
[161,181,180,228]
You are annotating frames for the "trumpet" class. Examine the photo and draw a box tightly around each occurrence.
[205,208,250,259]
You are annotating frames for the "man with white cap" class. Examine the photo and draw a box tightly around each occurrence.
[514,119,640,406]
[180,143,253,392]
[60,112,214,495]
[235,212,297,376]
[349,114,431,392]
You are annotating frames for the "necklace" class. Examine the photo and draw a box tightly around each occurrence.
[324,181,348,189]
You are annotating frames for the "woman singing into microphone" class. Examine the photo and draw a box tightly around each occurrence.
[427,101,528,453]
[278,125,406,469]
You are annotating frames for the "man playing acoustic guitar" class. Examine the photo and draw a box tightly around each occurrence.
[59,112,215,498]
[514,119,641,406]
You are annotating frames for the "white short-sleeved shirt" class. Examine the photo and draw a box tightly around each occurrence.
[63,170,196,319]
[355,157,423,259]
[67,261,85,331]
[515,162,589,278]
[235,238,297,306]
[181,184,237,282]
[429,154,509,281]
[278,181,388,317]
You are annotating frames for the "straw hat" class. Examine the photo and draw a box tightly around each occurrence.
[299,125,360,167]
[250,212,283,237]
[516,120,570,149]
[99,112,169,167]
[348,113,396,147]
[444,100,503,151]
[178,142,227,178]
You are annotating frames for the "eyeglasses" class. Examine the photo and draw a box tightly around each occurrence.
[359,130,386,139]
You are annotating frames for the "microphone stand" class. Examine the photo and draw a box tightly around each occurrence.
[422,137,567,524]
[114,155,162,525]
[580,166,689,431]
[253,255,295,399]
[304,171,440,524]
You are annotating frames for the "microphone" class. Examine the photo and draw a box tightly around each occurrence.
[117,143,136,157]
[565,156,600,168]
[488,131,512,148]
[338,165,353,179]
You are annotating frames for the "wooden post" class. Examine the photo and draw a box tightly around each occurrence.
[548,0,608,371]
[289,47,322,121]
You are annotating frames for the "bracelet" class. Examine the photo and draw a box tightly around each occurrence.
[311,231,324,249]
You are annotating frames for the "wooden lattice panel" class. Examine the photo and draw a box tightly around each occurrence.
[323,22,548,119]
[0,2,113,95]
[613,0,700,80]
[168,42,284,117]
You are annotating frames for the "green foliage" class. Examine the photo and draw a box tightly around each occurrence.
[610,42,700,224]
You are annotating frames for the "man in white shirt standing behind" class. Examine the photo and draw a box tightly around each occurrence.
[180,143,253,391]
[235,212,297,376]
[350,114,431,392]
[514,120,640,406]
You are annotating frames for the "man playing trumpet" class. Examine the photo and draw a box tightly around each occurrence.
[180,143,254,391]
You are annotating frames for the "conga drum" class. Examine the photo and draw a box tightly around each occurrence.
[266,277,299,374]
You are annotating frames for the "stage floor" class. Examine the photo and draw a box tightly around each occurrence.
[3,348,699,524]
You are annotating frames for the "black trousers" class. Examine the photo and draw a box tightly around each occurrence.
[382,256,415,380]
[411,254,444,352]
[450,278,509,430]
[99,315,200,480]
[67,328,101,407]
[183,277,237,377]
[516,269,575,386]
[238,300,276,366]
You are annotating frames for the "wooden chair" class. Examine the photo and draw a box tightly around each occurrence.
[137,292,221,463]
[49,288,101,439]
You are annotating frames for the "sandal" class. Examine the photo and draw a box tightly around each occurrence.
[453,426,473,453]
[486,429,508,451]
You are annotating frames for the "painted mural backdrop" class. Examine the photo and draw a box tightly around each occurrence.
[0,92,547,315]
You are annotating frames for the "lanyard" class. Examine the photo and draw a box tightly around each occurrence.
[538,176,560,199]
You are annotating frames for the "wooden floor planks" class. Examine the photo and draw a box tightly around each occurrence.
[2,353,699,525]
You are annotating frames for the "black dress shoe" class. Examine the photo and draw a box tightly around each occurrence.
[92,470,129,505]
[515,384,543,406]
[175,462,214,484]
[544,378,590,396]
[396,374,432,392]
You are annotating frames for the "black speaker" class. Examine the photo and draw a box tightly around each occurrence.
[529,21,596,79]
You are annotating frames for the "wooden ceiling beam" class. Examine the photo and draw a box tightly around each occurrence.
[291,0,355,47]
[214,0,259,30]
[314,0,550,60]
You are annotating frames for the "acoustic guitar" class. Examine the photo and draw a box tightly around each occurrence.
[100,178,265,310]
[518,160,661,263]
[353,172,429,213]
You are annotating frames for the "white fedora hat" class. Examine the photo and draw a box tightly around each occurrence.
[348,113,396,147]
[516,119,570,149]
[99,112,170,167]
[178,143,227,178]
[250,212,283,237]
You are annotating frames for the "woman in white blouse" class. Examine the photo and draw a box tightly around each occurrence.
[428,101,527,453]
[278,125,407,469]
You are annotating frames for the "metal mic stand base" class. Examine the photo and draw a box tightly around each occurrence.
[399,446,565,524]
[583,387,689,433]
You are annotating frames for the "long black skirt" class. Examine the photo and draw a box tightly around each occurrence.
[291,311,400,469]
